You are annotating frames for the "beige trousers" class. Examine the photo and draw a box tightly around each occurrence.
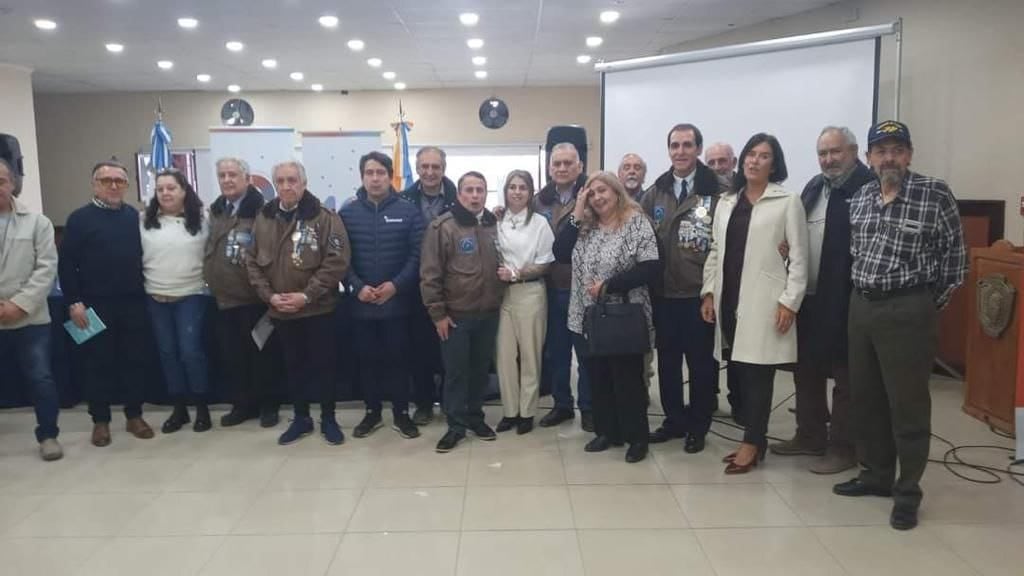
[496,281,547,418]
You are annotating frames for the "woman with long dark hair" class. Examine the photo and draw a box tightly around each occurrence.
[701,133,808,473]
[141,169,212,433]
[495,170,555,434]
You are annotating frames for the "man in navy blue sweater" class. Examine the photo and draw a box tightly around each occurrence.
[341,151,425,439]
[58,161,155,447]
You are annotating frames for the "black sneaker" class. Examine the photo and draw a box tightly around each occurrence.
[412,405,434,426]
[353,411,383,438]
[278,417,314,445]
[469,421,496,441]
[516,417,534,435]
[580,410,594,433]
[495,417,518,433]
[392,413,421,439]
[435,430,465,453]
[321,416,345,446]
[539,407,575,427]
[220,407,258,427]
[260,407,281,428]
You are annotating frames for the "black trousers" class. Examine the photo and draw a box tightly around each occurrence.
[216,303,282,413]
[848,289,936,508]
[80,296,148,423]
[441,312,499,434]
[274,312,336,418]
[731,361,776,448]
[353,316,411,415]
[574,334,649,446]
[654,297,716,438]
[409,304,443,408]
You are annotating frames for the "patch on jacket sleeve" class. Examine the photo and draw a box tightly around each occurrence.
[328,234,345,253]
[458,236,477,254]
[653,205,665,223]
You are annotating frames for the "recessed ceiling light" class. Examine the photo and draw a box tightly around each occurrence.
[382,71,397,80]
[367,57,383,67]
[311,84,324,92]
[599,10,620,24]
[475,70,488,79]
[319,15,339,28]
[586,36,603,47]
[394,82,407,90]
[290,72,304,81]
[226,41,244,52]
[347,39,365,51]
[467,38,484,49]
[459,13,479,26]
[227,84,241,93]
[33,19,57,31]
[157,60,174,70]
[261,58,278,69]
[196,74,211,83]
[472,56,487,66]
[177,17,199,29]
[576,54,592,64]
[105,43,124,53]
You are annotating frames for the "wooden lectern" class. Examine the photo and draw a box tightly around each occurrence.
[963,240,1023,435]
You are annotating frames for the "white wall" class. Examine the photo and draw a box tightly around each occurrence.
[662,0,1024,243]
[0,63,43,212]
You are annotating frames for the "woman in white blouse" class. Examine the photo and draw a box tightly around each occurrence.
[141,169,211,434]
[495,170,555,435]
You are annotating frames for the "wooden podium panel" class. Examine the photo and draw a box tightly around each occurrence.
[963,241,1023,433]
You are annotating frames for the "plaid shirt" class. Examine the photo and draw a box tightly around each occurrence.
[849,171,966,308]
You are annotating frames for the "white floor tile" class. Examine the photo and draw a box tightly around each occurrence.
[814,525,979,576]
[461,485,574,530]
[0,537,104,576]
[671,484,802,528]
[930,524,1024,576]
[120,491,256,536]
[198,534,341,576]
[456,530,584,576]
[265,456,374,491]
[348,487,465,532]
[578,529,715,576]
[8,493,156,537]
[76,536,223,576]
[696,527,847,576]
[467,448,566,485]
[569,484,688,529]
[232,489,360,534]
[328,531,459,576]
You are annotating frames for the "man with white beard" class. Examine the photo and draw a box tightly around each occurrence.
[617,153,648,201]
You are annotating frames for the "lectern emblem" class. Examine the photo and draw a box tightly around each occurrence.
[977,274,1016,338]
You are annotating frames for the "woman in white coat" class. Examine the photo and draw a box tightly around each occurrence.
[701,133,808,474]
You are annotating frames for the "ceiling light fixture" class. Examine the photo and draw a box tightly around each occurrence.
[475,70,488,79]
[459,13,480,26]
[382,71,397,80]
[105,43,124,53]
[472,56,487,66]
[290,72,304,81]
[367,57,383,67]
[586,36,603,47]
[311,84,324,92]
[576,54,592,64]
[261,58,278,69]
[394,82,407,90]
[177,17,199,29]
[157,60,174,70]
[227,84,241,93]
[599,10,620,24]
[467,38,484,49]
[347,39,365,51]
[33,19,57,31]
[196,74,211,83]
[226,41,244,52]
[319,15,339,28]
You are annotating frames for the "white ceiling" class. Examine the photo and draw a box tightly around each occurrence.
[0,0,837,93]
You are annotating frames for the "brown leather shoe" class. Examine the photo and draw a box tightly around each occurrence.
[92,423,111,447]
[126,417,155,439]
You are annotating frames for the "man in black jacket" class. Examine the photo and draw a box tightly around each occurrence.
[770,126,876,474]
[401,146,456,425]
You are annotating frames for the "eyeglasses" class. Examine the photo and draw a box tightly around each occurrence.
[95,177,129,188]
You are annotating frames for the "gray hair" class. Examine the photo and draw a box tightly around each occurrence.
[216,157,251,176]
[618,153,646,170]
[0,157,22,197]
[272,160,307,183]
[819,126,858,149]
[416,146,447,167]
[550,142,580,162]
[705,142,736,159]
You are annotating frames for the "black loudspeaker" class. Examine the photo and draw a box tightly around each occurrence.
[545,125,588,177]
[0,133,24,176]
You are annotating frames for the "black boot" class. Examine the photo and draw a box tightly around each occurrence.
[193,401,212,432]
[162,399,190,434]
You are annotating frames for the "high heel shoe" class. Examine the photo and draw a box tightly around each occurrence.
[723,443,766,474]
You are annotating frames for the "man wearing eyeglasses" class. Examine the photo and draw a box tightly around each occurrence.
[58,161,155,447]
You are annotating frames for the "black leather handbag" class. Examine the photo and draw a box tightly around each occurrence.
[582,297,650,358]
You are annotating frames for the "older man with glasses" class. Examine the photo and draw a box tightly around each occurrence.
[58,161,155,447]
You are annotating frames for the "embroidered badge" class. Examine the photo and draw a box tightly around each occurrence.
[459,236,477,254]
[654,205,665,223]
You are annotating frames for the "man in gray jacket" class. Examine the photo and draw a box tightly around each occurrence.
[0,158,62,460]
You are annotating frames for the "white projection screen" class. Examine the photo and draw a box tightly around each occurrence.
[602,37,880,190]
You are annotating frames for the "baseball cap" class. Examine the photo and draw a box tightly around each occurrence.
[867,120,912,147]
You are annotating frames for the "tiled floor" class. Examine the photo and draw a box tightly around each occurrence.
[0,372,1021,575]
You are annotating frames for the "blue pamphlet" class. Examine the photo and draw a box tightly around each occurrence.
[63,307,107,345]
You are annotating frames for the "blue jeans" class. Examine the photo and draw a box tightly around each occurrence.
[146,295,209,397]
[542,289,591,411]
[8,324,60,441]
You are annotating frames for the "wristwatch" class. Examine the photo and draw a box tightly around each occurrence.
[568,213,581,229]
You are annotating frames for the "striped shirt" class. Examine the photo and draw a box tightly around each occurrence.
[849,171,966,308]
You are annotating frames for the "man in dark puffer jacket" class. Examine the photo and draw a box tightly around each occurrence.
[341,151,426,439]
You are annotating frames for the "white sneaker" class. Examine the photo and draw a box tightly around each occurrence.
[39,438,63,461]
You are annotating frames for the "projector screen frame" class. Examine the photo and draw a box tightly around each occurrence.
[596,19,902,170]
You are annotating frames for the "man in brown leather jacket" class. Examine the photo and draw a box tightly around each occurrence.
[420,171,503,453]
[246,160,350,446]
